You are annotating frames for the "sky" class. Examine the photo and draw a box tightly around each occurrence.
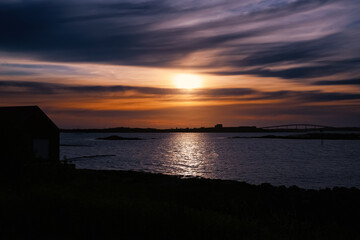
[1,0,360,128]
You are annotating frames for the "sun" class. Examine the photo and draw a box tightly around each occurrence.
[173,74,202,89]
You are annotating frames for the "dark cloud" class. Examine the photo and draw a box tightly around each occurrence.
[0,80,256,97]
[0,80,60,94]
[243,36,335,66]
[0,0,359,82]
[208,64,356,80]
[209,32,360,79]
[1,63,74,70]
[314,78,360,85]
[1,80,360,103]
[0,71,37,76]
[0,1,216,66]
[246,65,348,80]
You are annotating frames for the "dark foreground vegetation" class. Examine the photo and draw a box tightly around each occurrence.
[1,168,360,240]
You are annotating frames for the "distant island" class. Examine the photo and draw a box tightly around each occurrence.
[96,135,143,140]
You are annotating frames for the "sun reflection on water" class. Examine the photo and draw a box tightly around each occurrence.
[157,133,218,178]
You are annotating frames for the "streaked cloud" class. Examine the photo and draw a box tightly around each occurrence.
[1,0,359,80]
[1,0,360,127]
[2,80,360,102]
[314,78,360,86]
[1,80,359,129]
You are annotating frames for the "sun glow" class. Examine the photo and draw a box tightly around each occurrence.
[173,74,202,89]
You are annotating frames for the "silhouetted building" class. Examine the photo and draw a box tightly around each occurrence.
[215,124,223,129]
[0,106,59,173]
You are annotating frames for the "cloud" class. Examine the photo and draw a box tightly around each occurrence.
[0,62,90,77]
[2,78,359,128]
[1,80,360,103]
[0,80,255,97]
[0,0,359,82]
[1,63,74,71]
[314,78,360,85]
[0,71,37,76]
[208,33,360,79]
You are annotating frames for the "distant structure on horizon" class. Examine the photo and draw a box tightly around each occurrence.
[215,124,223,129]
[0,106,59,174]
[261,124,333,130]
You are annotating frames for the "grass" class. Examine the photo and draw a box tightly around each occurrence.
[1,167,360,239]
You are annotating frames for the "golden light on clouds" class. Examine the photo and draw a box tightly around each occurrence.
[173,74,203,89]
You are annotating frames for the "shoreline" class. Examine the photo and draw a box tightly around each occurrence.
[71,168,360,190]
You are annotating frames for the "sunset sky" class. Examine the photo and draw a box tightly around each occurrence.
[1,0,360,128]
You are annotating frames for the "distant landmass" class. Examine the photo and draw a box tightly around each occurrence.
[231,133,360,140]
[62,126,360,133]
[96,135,143,140]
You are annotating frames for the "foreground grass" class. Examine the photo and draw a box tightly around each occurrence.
[1,168,360,239]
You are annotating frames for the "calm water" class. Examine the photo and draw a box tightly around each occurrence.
[61,132,360,189]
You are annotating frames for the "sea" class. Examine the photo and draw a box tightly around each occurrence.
[60,132,360,189]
